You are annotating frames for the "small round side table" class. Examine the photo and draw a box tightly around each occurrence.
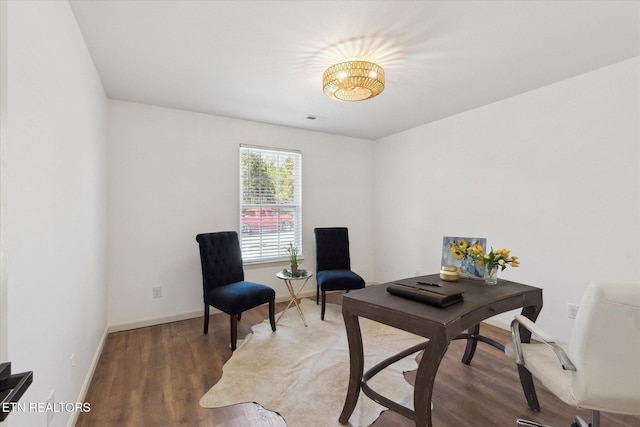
[275,270,313,327]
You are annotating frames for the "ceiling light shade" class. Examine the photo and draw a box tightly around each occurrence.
[322,60,385,102]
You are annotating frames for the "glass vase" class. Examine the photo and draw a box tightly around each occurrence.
[484,265,498,285]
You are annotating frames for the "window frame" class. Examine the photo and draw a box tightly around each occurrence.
[239,144,302,264]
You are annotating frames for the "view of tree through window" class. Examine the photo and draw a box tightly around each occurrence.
[240,146,302,262]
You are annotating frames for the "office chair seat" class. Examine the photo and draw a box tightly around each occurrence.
[505,341,574,405]
[316,269,364,292]
[506,282,640,427]
[210,281,276,314]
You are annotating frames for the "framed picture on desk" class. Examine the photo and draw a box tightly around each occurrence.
[441,236,486,279]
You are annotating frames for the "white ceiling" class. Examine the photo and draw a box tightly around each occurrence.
[69,1,639,140]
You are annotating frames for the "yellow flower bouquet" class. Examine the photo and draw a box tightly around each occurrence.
[471,247,519,284]
[472,247,519,270]
[446,238,520,284]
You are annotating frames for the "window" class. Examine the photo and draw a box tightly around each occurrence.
[240,145,302,262]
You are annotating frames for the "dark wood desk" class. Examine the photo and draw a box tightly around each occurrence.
[338,274,543,427]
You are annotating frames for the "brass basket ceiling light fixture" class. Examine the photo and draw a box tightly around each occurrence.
[322,60,385,102]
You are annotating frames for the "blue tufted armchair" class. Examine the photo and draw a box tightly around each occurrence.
[196,231,276,351]
[314,227,365,320]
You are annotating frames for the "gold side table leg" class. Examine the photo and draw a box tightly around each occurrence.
[291,289,308,327]
[276,277,311,327]
[291,277,311,326]
[275,286,297,325]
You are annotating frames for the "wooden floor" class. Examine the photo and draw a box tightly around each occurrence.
[76,293,639,427]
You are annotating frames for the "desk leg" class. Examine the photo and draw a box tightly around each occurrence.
[339,309,363,425]
[461,323,480,364]
[414,335,447,427]
[518,304,542,411]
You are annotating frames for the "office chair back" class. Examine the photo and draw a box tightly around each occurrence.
[196,231,245,299]
[315,227,351,271]
[568,282,640,414]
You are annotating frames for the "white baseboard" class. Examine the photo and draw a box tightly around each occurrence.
[107,310,204,333]
[482,317,510,331]
[68,328,108,427]
[105,281,375,333]
[106,280,503,335]
[106,295,314,333]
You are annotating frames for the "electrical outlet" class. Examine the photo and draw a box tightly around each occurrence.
[152,286,162,298]
[568,303,579,319]
[46,390,55,426]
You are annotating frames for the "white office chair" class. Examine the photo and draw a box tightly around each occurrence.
[505,282,640,427]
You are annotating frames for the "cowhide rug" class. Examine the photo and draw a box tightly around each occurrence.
[200,299,426,426]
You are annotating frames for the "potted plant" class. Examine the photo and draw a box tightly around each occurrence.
[287,243,299,276]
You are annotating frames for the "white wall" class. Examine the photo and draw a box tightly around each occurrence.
[373,57,640,341]
[107,100,374,326]
[4,1,108,426]
[1,0,9,365]
[1,2,637,424]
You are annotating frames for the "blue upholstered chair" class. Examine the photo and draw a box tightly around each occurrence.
[314,227,365,320]
[196,231,276,351]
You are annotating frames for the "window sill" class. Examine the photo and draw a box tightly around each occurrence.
[244,256,305,267]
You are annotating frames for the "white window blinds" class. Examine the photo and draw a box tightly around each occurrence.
[239,145,302,262]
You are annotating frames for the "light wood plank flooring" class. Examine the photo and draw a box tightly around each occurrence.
[76,293,639,426]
